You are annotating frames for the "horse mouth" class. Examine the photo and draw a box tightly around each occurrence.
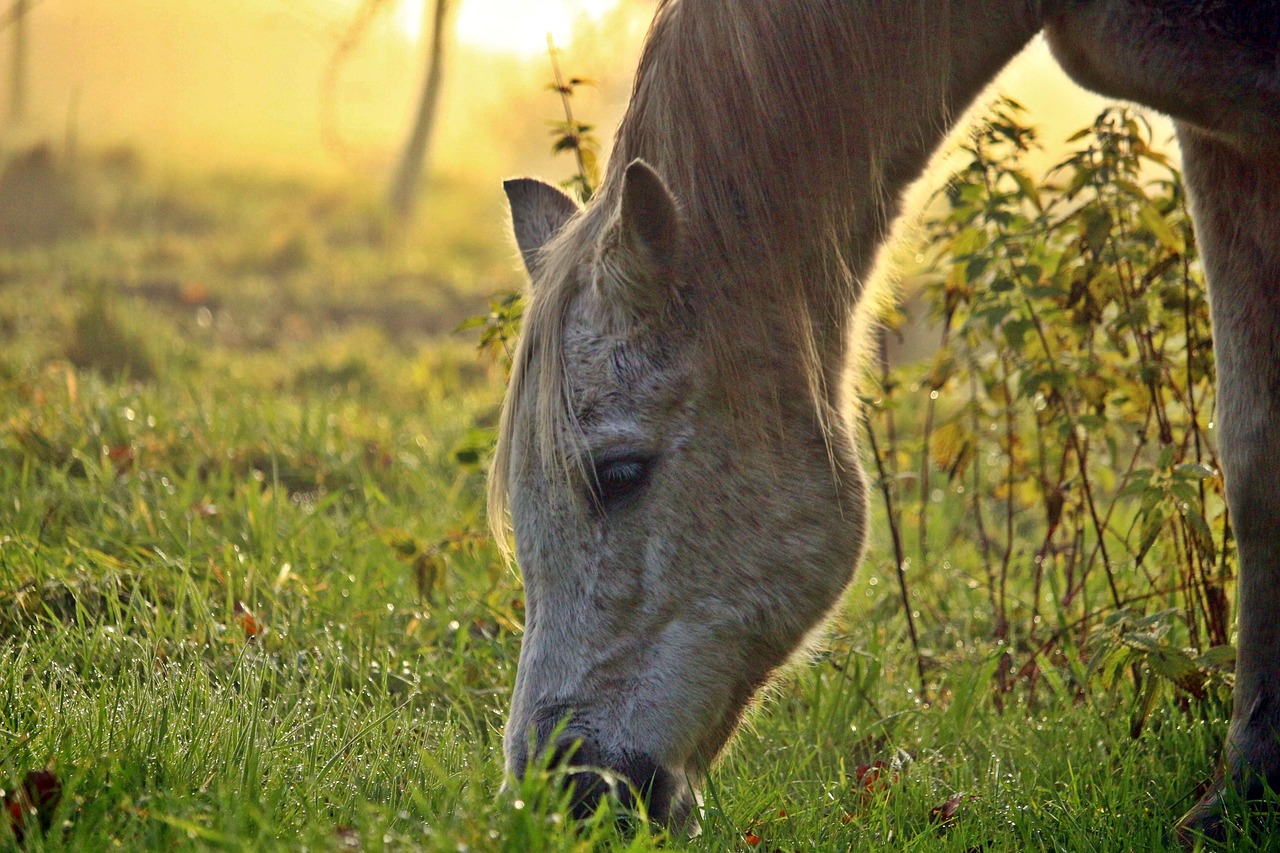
[563,762,699,834]
[661,782,699,835]
[549,737,699,833]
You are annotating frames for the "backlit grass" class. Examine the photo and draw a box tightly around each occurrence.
[0,170,1272,851]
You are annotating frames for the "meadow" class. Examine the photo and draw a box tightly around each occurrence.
[0,108,1273,851]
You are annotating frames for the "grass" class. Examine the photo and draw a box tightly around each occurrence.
[0,166,1271,851]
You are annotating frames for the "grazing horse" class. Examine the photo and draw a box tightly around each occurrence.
[496,0,1280,842]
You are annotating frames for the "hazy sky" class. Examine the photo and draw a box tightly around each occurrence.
[8,0,650,179]
[3,0,1167,183]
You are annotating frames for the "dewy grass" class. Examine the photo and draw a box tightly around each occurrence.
[0,139,1271,850]
[0,373,1224,851]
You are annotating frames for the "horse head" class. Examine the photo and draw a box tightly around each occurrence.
[496,160,867,828]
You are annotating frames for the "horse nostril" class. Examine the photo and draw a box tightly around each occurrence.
[548,738,678,823]
[546,734,608,819]
[614,752,678,820]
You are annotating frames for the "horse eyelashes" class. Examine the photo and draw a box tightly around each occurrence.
[590,457,653,511]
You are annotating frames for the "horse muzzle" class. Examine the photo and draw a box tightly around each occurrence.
[510,724,697,832]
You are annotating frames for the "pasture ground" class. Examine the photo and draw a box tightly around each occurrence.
[0,167,1270,851]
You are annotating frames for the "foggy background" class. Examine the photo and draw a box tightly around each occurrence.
[6,1,1157,190]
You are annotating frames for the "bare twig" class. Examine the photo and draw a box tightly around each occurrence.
[0,0,41,36]
[866,332,927,695]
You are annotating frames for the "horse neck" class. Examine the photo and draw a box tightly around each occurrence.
[610,0,1045,410]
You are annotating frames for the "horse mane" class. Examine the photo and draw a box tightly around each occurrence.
[490,0,955,548]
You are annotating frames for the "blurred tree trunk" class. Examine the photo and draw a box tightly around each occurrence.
[388,0,451,223]
[8,0,28,126]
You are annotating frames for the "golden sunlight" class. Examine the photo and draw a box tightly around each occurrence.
[394,0,424,42]
[451,0,620,56]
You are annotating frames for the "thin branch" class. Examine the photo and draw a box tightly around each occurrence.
[319,0,393,164]
[865,335,927,695]
[0,0,41,35]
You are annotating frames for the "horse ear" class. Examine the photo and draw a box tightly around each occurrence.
[504,178,579,277]
[598,159,681,315]
[618,159,679,263]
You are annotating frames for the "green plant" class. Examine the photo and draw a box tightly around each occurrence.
[458,45,598,381]
[1087,607,1233,738]
[867,100,1231,714]
[545,38,600,204]
[4,123,1276,851]
[456,291,524,378]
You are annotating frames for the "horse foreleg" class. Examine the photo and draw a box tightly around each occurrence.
[1175,124,1280,845]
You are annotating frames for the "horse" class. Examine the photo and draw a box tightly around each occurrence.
[495,0,1280,843]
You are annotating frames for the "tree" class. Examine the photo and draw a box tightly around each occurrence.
[387,0,452,223]
[6,0,29,127]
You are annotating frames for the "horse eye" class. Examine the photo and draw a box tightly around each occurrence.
[590,456,653,510]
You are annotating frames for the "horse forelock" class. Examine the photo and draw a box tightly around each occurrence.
[488,212,603,557]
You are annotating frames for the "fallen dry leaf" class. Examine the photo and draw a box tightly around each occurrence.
[930,792,966,826]
[106,444,135,475]
[180,281,209,306]
[4,769,62,844]
[855,759,897,794]
[234,601,263,639]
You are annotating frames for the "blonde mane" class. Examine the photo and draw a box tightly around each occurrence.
[488,211,603,552]
[490,0,958,547]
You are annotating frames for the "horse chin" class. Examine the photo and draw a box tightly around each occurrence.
[634,760,700,837]
[659,782,700,837]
